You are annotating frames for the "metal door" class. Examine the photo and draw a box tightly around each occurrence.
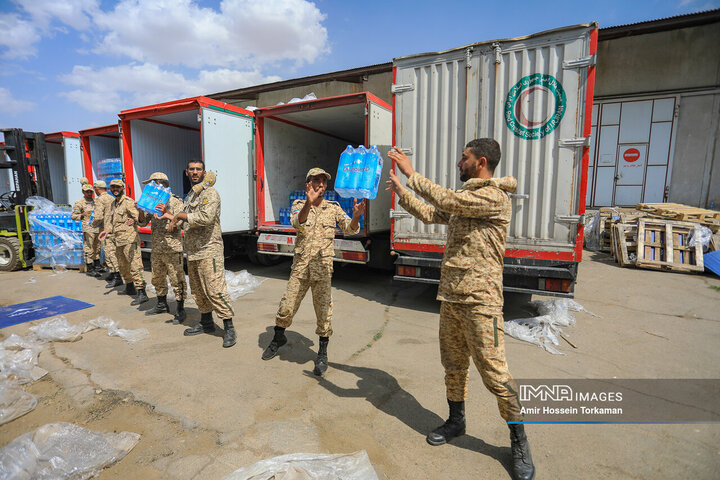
[589,97,676,206]
[63,136,84,204]
[201,107,254,233]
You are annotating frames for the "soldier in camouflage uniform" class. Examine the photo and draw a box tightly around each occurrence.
[92,180,121,287]
[387,139,535,480]
[138,172,187,324]
[98,179,149,305]
[262,167,365,376]
[71,182,101,277]
[163,160,236,348]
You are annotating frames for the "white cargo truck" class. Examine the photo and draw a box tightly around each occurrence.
[391,23,598,297]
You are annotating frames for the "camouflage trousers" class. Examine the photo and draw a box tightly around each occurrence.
[102,237,118,273]
[82,231,101,263]
[115,241,146,289]
[187,256,234,319]
[275,267,333,337]
[151,251,186,301]
[440,302,523,422]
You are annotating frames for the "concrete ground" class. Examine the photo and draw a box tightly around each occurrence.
[1,250,719,479]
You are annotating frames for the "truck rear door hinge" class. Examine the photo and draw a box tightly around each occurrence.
[555,214,586,224]
[563,54,596,69]
[390,209,412,219]
[391,84,414,94]
[559,136,590,148]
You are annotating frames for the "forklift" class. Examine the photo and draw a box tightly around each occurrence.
[0,128,53,271]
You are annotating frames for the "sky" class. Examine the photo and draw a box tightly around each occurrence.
[1,0,718,133]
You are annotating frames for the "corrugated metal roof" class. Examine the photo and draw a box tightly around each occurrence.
[599,8,720,40]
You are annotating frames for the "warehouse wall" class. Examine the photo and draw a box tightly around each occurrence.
[595,20,720,208]
[218,72,393,110]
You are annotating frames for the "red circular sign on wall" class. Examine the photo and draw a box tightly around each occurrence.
[623,148,641,163]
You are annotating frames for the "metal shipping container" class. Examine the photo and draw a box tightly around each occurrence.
[79,124,122,183]
[118,96,255,250]
[253,92,393,267]
[391,23,598,297]
[45,131,84,205]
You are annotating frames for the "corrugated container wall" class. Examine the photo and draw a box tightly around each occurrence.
[393,24,596,254]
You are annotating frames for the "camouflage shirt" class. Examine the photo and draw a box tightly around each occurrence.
[183,174,223,261]
[290,199,359,275]
[108,195,140,246]
[138,195,184,253]
[71,197,98,234]
[399,173,517,306]
[91,192,115,231]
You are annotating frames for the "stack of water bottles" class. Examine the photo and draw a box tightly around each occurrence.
[278,189,363,228]
[29,210,84,267]
[97,157,123,185]
[136,181,172,214]
[335,145,383,200]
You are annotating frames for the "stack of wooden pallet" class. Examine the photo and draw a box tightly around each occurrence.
[598,203,719,273]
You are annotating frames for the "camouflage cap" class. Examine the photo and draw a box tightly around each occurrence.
[94,180,107,188]
[80,177,89,185]
[142,172,169,185]
[305,167,331,182]
[82,183,94,191]
[109,178,125,187]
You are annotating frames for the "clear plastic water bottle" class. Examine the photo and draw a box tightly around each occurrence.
[335,146,356,198]
[359,145,383,199]
[347,146,367,198]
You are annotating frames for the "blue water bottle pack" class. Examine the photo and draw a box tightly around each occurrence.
[137,181,172,214]
[334,145,383,199]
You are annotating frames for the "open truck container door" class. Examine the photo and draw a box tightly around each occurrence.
[78,124,121,184]
[45,132,84,205]
[118,96,255,251]
[391,23,598,297]
[253,92,393,267]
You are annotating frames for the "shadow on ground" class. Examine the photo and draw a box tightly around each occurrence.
[305,361,514,477]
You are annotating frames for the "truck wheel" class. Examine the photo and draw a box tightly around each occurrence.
[0,237,21,271]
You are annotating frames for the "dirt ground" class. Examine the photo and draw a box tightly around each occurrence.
[1,251,720,479]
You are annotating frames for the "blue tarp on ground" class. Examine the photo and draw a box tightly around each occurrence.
[705,251,720,277]
[0,296,94,329]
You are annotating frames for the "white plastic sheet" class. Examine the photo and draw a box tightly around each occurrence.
[504,299,598,355]
[221,451,378,480]
[147,270,264,302]
[689,224,713,253]
[0,383,37,426]
[0,422,140,479]
[225,270,265,301]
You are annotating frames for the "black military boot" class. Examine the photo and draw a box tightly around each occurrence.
[94,259,106,275]
[426,399,466,446]
[122,282,137,296]
[106,272,123,288]
[261,326,287,360]
[509,424,535,480]
[312,337,329,376]
[131,288,149,305]
[85,263,97,277]
[173,300,186,324]
[222,319,236,348]
[148,295,169,314]
[184,312,216,336]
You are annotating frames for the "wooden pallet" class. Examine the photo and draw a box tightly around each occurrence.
[33,263,86,272]
[635,218,704,272]
[611,223,638,267]
[637,203,720,222]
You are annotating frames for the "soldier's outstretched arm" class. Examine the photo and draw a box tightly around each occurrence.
[387,169,449,225]
[398,190,450,225]
[407,172,506,220]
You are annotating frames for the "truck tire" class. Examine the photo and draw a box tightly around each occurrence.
[0,237,21,271]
